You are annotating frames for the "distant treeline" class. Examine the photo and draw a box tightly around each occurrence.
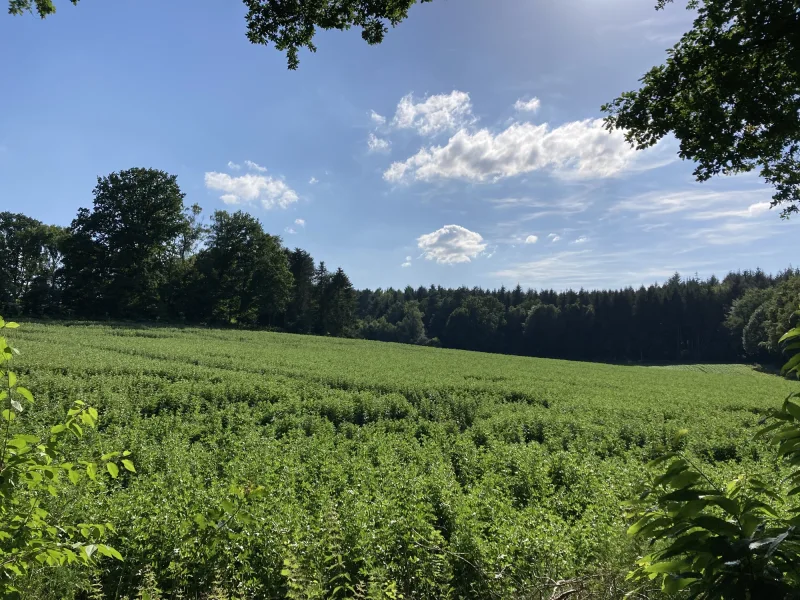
[2,168,798,364]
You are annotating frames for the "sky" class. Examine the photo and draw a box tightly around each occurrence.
[1,0,797,291]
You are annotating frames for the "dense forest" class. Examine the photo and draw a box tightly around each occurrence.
[2,167,798,365]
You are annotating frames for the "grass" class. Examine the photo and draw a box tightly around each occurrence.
[9,322,800,599]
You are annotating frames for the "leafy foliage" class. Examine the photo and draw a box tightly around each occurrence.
[8,319,800,597]
[625,312,800,598]
[603,0,800,217]
[242,0,434,69]
[7,0,77,18]
[0,317,129,597]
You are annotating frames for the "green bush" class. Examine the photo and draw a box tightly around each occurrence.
[0,317,131,597]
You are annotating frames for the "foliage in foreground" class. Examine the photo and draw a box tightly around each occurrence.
[7,321,799,598]
[0,317,131,596]
[627,313,800,598]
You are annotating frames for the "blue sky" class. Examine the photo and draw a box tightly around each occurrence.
[1,0,797,291]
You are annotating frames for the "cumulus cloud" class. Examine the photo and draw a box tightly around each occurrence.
[514,97,541,113]
[571,236,589,244]
[285,227,297,234]
[547,233,561,242]
[295,218,305,227]
[392,91,474,136]
[370,110,386,125]
[401,256,412,268]
[227,161,241,170]
[244,160,267,172]
[384,118,656,183]
[525,235,538,244]
[309,176,318,185]
[417,224,486,264]
[204,171,299,210]
[368,133,391,153]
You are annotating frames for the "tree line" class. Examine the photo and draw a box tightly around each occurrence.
[2,168,798,365]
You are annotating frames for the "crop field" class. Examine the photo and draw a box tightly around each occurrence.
[8,322,800,599]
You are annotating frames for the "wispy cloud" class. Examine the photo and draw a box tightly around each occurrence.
[295,218,305,227]
[370,110,386,125]
[309,176,318,185]
[368,133,391,153]
[514,97,541,113]
[244,160,267,172]
[227,161,241,171]
[524,235,538,244]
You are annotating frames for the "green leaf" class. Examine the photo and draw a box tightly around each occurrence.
[779,327,800,344]
[703,495,739,516]
[4,322,18,329]
[8,371,16,387]
[68,469,80,485]
[121,459,136,473]
[663,574,697,594]
[2,409,16,422]
[15,386,33,403]
[221,499,236,514]
[106,462,119,478]
[86,462,97,481]
[645,559,690,574]
[786,402,800,421]
[692,515,740,537]
[782,353,800,375]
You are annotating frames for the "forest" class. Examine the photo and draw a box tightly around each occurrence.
[2,167,798,367]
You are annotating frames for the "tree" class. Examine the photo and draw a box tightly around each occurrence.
[285,248,317,333]
[194,210,292,326]
[444,295,505,352]
[7,0,76,18]
[396,300,426,344]
[10,0,434,70]
[318,267,356,336]
[603,0,800,217]
[61,168,188,318]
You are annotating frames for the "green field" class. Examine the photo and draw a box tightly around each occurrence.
[10,322,800,599]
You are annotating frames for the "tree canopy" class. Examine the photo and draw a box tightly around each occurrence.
[603,0,800,217]
[9,0,432,69]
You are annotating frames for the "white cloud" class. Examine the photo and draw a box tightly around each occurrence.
[295,218,305,227]
[514,97,541,113]
[227,161,241,171]
[392,91,474,136]
[525,235,538,244]
[285,227,297,235]
[244,160,267,172]
[370,110,386,125]
[685,221,776,246]
[492,249,715,290]
[368,133,391,153]
[571,236,589,244]
[309,176,318,185]
[384,118,659,183]
[417,224,486,264]
[612,189,772,218]
[547,233,561,242]
[204,171,299,210]
[401,258,412,268]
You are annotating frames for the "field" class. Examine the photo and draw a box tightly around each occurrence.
[9,322,800,599]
